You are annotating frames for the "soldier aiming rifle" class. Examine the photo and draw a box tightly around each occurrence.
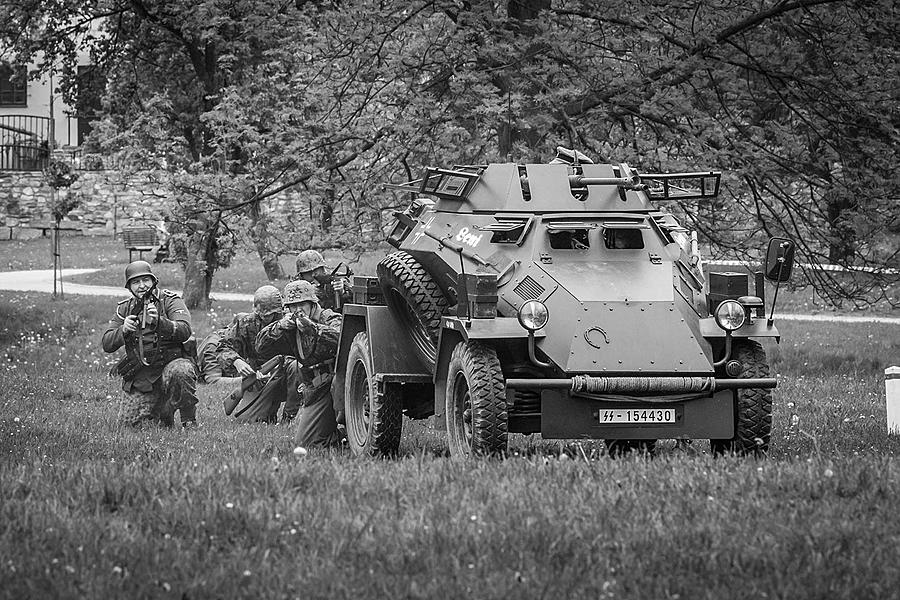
[294,249,352,312]
[102,261,199,429]
[256,280,343,447]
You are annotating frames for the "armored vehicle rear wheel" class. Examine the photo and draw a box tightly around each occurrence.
[711,340,772,457]
[445,341,508,457]
[345,332,402,457]
[604,439,656,457]
[377,251,450,374]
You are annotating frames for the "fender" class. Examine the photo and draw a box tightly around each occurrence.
[332,304,431,413]
[433,317,547,417]
[699,317,780,342]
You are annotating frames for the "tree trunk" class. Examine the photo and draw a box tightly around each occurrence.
[496,0,551,160]
[320,185,335,232]
[182,214,219,309]
[248,201,286,280]
[824,166,856,264]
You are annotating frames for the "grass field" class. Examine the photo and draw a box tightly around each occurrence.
[2,237,900,598]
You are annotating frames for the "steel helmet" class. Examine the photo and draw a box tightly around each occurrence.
[253,285,283,317]
[282,280,319,306]
[296,250,326,274]
[124,260,157,288]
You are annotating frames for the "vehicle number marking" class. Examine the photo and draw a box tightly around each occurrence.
[596,408,676,424]
[455,226,483,247]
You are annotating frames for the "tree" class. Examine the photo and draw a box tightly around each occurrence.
[3,0,896,307]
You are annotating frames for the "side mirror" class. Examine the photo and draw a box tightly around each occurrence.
[764,237,795,283]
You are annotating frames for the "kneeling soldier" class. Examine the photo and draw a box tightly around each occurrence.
[217,285,287,422]
[256,280,342,446]
[102,260,198,428]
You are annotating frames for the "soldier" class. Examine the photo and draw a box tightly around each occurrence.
[217,285,292,423]
[256,280,343,446]
[102,260,198,428]
[294,249,351,312]
[197,316,243,383]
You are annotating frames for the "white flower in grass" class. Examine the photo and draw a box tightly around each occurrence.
[225,502,234,509]
[824,468,834,478]
[242,570,252,577]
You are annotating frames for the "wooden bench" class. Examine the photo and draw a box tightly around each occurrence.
[122,227,159,262]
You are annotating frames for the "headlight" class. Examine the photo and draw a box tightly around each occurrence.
[715,300,746,331]
[517,300,549,331]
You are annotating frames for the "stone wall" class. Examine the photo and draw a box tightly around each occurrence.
[0,166,381,244]
[0,169,169,238]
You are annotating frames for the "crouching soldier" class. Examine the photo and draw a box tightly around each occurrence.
[102,260,198,428]
[217,285,287,422]
[256,280,342,446]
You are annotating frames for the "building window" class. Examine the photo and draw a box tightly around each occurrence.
[0,63,27,107]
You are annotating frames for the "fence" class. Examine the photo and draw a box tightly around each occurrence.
[0,115,51,171]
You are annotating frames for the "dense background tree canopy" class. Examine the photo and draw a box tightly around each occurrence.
[2,0,897,307]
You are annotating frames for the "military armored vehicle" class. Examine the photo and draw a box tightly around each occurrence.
[332,148,795,458]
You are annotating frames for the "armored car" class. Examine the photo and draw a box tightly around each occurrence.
[332,148,795,457]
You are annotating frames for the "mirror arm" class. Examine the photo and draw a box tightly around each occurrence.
[767,259,785,326]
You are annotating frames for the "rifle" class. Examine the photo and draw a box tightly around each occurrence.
[122,290,154,366]
[223,354,284,416]
[328,263,353,311]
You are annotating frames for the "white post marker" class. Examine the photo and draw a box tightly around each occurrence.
[886,367,900,435]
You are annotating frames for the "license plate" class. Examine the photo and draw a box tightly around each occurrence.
[596,408,677,424]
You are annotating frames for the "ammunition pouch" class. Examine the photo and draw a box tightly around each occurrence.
[115,355,142,382]
[300,359,335,389]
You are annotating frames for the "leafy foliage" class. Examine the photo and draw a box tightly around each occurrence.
[2,0,897,306]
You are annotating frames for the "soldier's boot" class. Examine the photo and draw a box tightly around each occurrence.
[279,359,303,424]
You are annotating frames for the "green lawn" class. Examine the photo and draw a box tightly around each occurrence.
[2,238,900,598]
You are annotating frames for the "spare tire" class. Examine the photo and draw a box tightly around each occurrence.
[377,251,449,373]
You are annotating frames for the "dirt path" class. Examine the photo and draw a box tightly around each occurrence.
[0,268,897,324]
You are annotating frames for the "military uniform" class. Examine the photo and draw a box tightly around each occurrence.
[197,317,244,383]
[314,278,352,313]
[102,287,198,427]
[217,310,292,422]
[256,297,342,446]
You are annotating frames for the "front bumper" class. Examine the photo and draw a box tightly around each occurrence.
[504,375,776,439]
[537,388,735,440]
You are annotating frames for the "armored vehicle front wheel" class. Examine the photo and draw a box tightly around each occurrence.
[344,332,402,457]
[377,251,450,374]
[711,340,772,457]
[445,341,508,457]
